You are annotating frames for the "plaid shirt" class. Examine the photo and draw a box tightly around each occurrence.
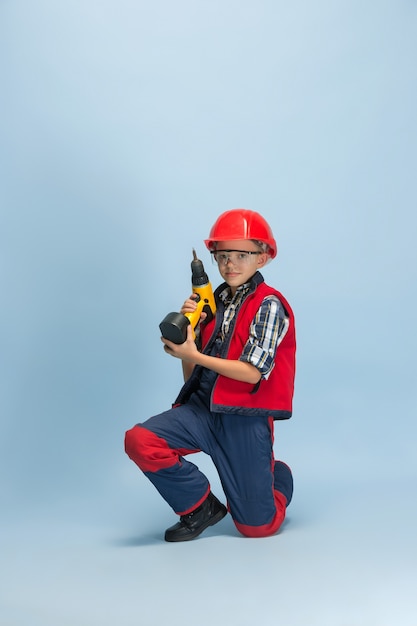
[218,283,289,380]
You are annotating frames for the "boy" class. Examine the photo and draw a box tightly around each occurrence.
[125,209,296,541]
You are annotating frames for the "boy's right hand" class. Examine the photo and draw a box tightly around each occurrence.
[180,294,207,321]
[180,294,199,315]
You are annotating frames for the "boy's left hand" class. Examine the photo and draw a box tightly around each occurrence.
[161,324,199,361]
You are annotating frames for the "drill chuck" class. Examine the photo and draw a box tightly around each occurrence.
[190,248,209,286]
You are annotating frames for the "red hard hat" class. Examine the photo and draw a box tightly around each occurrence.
[204,209,277,258]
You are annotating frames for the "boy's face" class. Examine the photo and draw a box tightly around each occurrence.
[213,239,269,294]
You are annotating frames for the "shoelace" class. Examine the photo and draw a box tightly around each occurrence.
[180,503,205,526]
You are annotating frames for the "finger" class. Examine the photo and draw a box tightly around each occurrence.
[161,336,173,350]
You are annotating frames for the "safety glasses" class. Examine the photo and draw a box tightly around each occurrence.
[210,250,262,266]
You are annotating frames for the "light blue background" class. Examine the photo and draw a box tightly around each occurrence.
[1,1,416,624]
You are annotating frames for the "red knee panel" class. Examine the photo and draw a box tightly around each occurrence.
[124,425,198,473]
[233,490,287,538]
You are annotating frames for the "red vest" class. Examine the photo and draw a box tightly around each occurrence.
[200,280,296,420]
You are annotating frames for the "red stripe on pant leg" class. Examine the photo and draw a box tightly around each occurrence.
[124,425,199,473]
[177,486,211,517]
[232,490,287,538]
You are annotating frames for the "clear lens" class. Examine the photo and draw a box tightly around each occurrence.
[211,250,261,266]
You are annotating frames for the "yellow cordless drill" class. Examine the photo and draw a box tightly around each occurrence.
[159,249,216,344]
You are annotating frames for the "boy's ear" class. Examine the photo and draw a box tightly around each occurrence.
[257,253,269,268]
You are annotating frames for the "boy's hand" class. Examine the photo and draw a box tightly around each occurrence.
[161,324,199,360]
[180,294,198,315]
[180,294,207,321]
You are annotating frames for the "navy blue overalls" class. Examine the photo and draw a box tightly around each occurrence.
[125,334,293,538]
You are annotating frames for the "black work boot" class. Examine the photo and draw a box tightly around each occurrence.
[165,492,227,542]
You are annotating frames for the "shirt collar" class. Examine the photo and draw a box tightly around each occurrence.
[219,281,251,304]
